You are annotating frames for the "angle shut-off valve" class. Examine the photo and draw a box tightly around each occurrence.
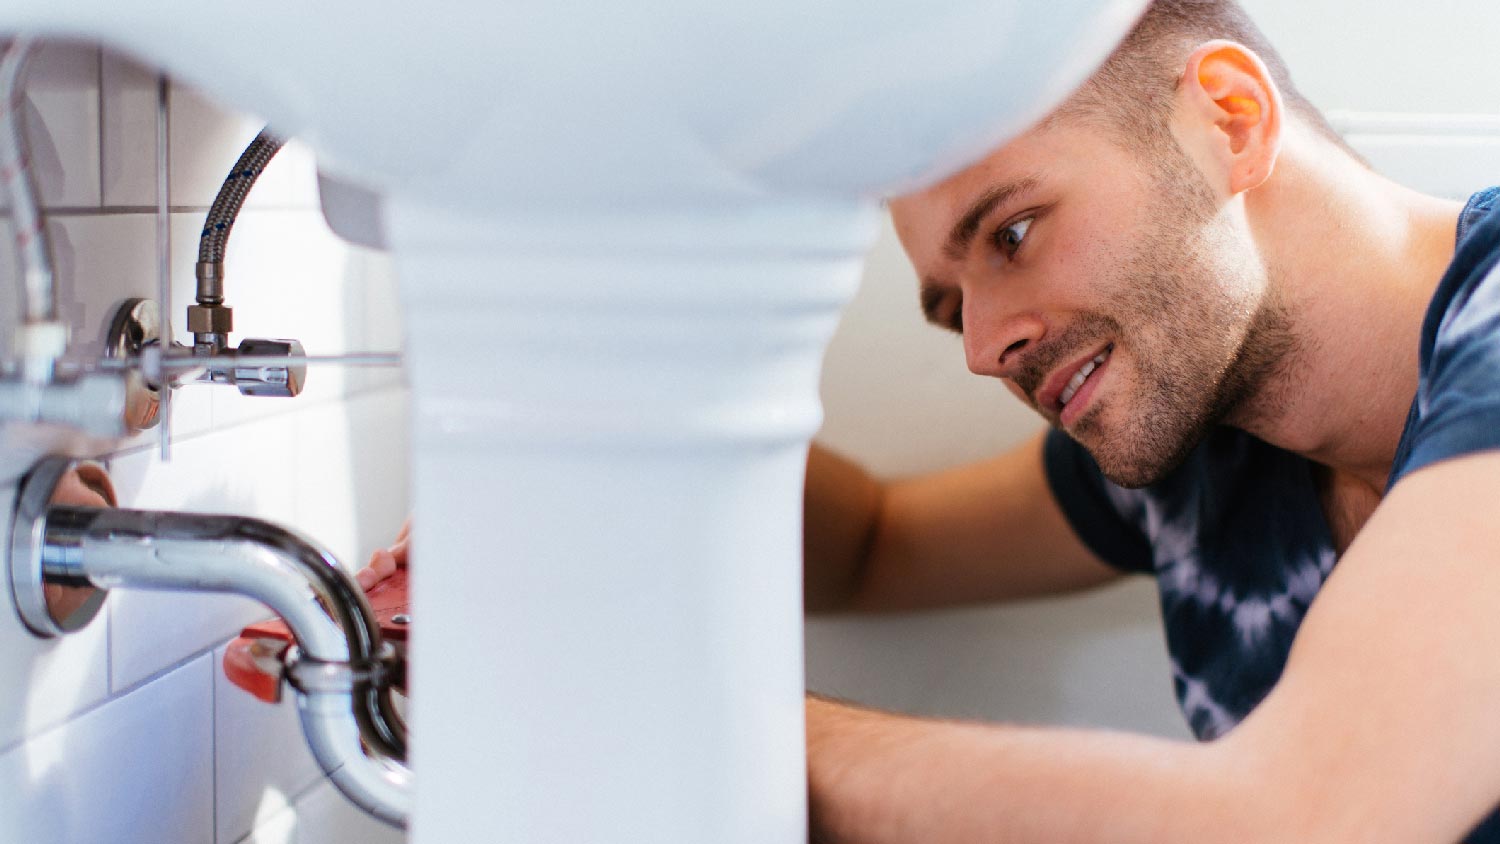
[109,128,308,434]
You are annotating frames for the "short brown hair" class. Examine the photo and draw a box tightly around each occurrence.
[1058,0,1356,158]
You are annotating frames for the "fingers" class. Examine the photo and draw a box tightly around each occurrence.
[357,548,398,591]
[355,520,412,592]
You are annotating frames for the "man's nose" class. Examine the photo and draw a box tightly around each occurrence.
[962,298,1046,380]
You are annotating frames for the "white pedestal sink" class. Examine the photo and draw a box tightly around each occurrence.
[1,1,1144,839]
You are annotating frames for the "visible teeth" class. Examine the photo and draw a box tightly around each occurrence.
[1059,348,1111,407]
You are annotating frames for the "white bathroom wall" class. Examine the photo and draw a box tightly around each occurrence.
[807,0,1500,738]
[0,43,407,843]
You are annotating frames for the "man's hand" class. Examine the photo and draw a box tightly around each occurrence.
[357,519,409,592]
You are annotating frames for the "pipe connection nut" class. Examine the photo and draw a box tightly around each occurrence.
[186,303,234,335]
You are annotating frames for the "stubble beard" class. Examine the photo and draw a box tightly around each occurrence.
[1066,153,1296,489]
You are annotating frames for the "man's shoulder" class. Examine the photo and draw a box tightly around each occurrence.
[1392,186,1500,487]
[1457,186,1500,241]
[1431,185,1500,334]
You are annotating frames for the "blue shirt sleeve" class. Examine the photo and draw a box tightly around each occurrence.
[1392,201,1500,486]
[1042,428,1155,574]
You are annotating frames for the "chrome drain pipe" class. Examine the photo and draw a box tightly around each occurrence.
[8,457,412,827]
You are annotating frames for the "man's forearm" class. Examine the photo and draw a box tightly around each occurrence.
[806,696,1273,844]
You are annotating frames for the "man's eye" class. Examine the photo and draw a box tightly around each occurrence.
[993,216,1033,257]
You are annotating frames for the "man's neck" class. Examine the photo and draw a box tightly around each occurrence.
[1225,125,1464,494]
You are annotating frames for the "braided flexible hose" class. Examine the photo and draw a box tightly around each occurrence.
[0,38,56,324]
[196,128,284,304]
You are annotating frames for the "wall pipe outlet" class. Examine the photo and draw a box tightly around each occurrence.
[6,456,413,827]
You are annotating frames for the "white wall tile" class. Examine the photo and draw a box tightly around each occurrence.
[293,389,410,569]
[125,383,216,450]
[0,42,102,212]
[104,412,300,693]
[294,779,406,844]
[342,245,405,395]
[0,655,213,844]
[168,83,319,210]
[1243,0,1500,117]
[0,484,112,752]
[214,645,323,844]
[100,51,160,208]
[47,215,159,365]
[1348,134,1500,202]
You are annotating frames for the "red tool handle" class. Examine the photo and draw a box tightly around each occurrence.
[223,566,410,701]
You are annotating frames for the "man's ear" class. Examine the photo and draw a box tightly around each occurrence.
[1175,40,1283,195]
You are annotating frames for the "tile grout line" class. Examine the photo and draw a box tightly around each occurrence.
[212,645,220,844]
[109,637,227,701]
[95,45,105,211]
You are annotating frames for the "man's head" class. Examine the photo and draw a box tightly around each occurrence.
[890,0,1327,488]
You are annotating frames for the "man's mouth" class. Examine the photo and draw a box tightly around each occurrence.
[1060,345,1112,408]
[1036,342,1114,426]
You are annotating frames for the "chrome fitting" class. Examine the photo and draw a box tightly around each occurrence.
[194,260,225,305]
[0,374,130,439]
[8,458,117,636]
[105,298,164,432]
[232,338,307,398]
[285,646,394,696]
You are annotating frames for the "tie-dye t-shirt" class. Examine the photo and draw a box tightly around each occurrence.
[1043,186,1500,743]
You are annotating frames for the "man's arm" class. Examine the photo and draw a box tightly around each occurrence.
[805,431,1123,614]
[807,450,1500,843]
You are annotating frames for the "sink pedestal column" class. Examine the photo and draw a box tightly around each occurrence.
[390,198,878,844]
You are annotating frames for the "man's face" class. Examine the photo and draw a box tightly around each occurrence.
[891,117,1289,488]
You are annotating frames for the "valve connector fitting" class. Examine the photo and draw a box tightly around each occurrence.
[194,260,225,305]
[186,303,233,336]
[233,338,307,398]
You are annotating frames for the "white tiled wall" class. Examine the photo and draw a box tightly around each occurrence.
[0,45,408,843]
[808,0,1500,737]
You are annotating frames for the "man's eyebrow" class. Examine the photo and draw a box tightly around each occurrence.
[942,177,1040,262]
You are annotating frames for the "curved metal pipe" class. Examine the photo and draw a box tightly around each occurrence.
[29,498,411,826]
[0,37,55,326]
[297,688,413,828]
[0,37,69,384]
